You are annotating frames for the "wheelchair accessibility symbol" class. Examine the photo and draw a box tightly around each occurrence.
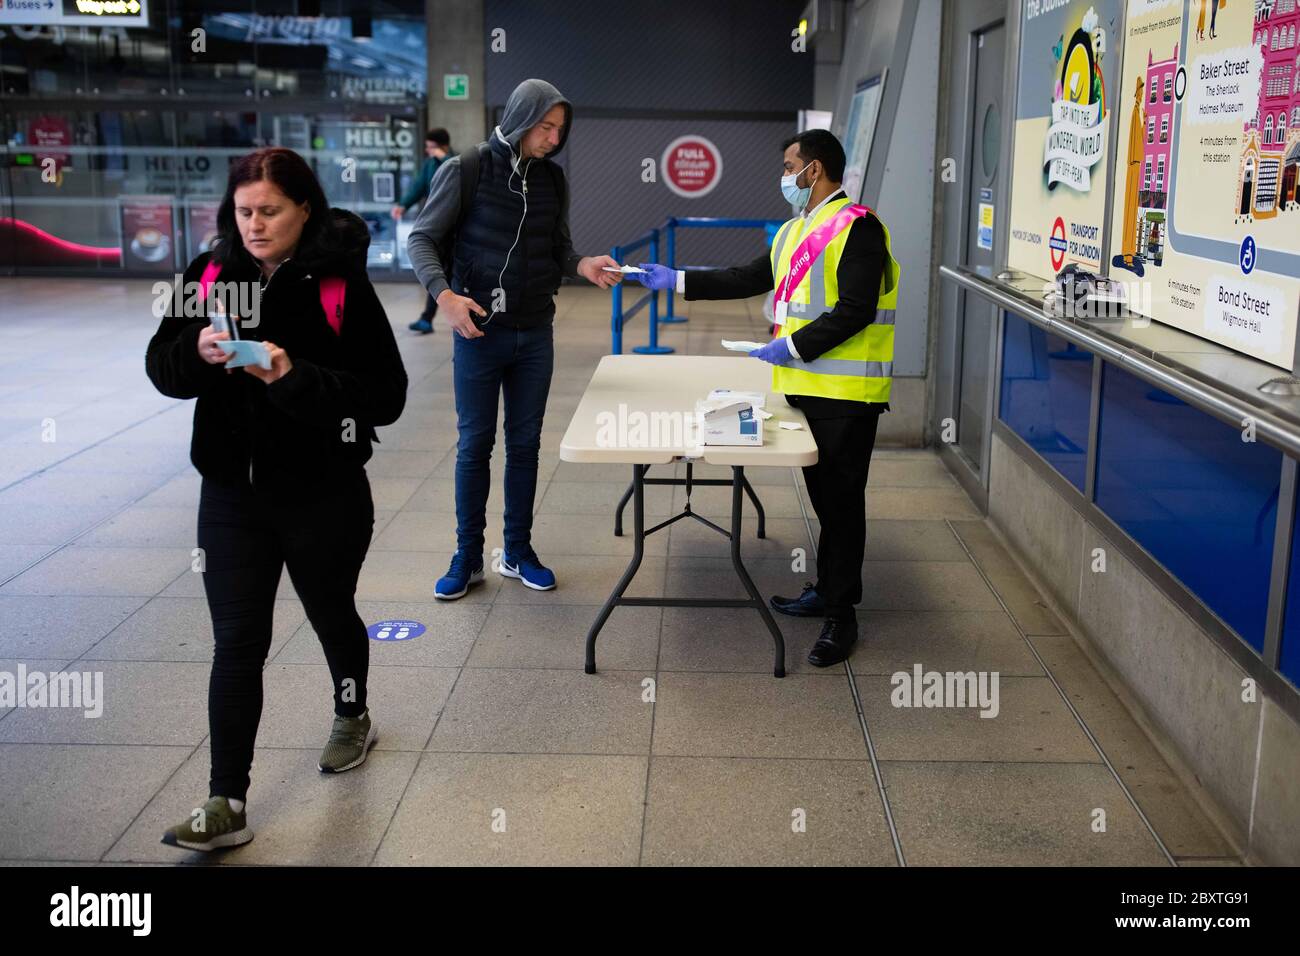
[1240,236,1256,275]
[367,620,426,642]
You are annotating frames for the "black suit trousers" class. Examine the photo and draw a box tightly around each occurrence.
[801,412,881,621]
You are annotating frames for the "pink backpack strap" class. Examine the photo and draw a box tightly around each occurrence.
[319,276,346,335]
[198,260,222,298]
[202,259,346,335]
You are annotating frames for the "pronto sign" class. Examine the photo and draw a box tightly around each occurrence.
[662,135,723,199]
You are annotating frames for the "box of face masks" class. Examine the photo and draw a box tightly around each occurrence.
[706,388,766,410]
[695,399,763,447]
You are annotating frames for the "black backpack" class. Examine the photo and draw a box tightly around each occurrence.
[434,141,567,274]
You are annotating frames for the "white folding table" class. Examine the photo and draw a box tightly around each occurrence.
[559,355,818,678]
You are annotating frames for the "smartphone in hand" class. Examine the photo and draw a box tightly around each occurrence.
[209,313,231,337]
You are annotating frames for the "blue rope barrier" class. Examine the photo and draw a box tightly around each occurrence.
[609,216,784,354]
[609,227,669,354]
[662,217,784,323]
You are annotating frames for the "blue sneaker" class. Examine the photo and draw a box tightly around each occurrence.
[435,552,484,600]
[498,548,556,591]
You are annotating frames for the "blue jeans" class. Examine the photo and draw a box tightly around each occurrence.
[452,321,554,561]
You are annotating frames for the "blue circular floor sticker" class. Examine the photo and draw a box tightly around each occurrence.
[367,620,426,642]
[1240,235,1256,275]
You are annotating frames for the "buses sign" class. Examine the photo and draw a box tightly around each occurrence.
[1,0,149,27]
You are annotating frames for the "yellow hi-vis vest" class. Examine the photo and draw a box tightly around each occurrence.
[768,196,900,403]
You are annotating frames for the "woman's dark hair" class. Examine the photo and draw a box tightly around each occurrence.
[781,129,846,183]
[211,147,339,267]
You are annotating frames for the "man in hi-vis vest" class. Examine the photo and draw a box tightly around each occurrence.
[633,129,899,666]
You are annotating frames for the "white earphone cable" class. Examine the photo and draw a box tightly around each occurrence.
[483,146,531,328]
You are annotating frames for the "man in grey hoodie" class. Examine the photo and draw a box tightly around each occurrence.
[407,78,621,600]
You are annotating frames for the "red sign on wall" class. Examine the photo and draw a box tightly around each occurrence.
[662,135,723,199]
[28,115,71,175]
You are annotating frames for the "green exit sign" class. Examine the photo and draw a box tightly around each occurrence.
[443,74,469,100]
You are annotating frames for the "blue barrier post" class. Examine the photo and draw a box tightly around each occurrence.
[661,219,685,324]
[633,228,672,354]
[609,243,623,354]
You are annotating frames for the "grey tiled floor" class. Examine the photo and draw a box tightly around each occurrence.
[0,278,1240,865]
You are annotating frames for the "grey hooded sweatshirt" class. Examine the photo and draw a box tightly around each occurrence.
[406,77,584,308]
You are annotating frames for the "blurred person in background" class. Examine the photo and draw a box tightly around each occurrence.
[393,127,452,333]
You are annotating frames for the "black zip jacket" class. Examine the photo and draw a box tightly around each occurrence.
[145,209,408,495]
[684,190,888,418]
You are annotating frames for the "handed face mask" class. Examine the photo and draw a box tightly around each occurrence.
[780,162,818,210]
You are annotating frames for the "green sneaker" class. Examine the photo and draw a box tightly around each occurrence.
[160,796,253,852]
[318,710,377,773]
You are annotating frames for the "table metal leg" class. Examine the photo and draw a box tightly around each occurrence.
[613,478,634,538]
[742,475,766,539]
[587,464,645,674]
[613,465,767,540]
[731,466,786,678]
[590,463,786,678]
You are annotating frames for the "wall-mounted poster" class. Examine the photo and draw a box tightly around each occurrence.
[120,197,176,274]
[841,73,885,203]
[1008,0,1123,278]
[28,115,72,178]
[1109,0,1300,370]
[184,201,220,265]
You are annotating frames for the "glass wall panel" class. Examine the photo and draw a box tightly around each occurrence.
[1095,364,1282,651]
[1,1,426,277]
[998,311,1093,492]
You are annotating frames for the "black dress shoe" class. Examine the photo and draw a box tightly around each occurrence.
[770,582,826,617]
[806,617,858,667]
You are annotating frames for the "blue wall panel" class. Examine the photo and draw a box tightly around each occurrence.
[1277,504,1300,689]
[998,311,1093,492]
[1094,365,1280,651]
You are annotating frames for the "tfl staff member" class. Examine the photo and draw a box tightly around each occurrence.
[407,78,621,600]
[635,129,900,667]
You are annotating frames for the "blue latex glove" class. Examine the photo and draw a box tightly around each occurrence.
[629,263,677,291]
[748,337,794,366]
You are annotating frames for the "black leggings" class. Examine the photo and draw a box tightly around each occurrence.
[198,472,375,802]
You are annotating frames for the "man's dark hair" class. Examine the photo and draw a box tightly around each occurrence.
[781,129,845,182]
[426,127,451,148]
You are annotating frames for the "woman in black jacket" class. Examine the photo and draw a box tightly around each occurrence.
[146,147,408,852]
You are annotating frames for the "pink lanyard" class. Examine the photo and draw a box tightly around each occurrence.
[773,203,869,306]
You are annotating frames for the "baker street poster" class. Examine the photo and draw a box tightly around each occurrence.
[1108,0,1300,370]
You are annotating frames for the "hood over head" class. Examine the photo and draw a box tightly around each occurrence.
[495,78,572,158]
